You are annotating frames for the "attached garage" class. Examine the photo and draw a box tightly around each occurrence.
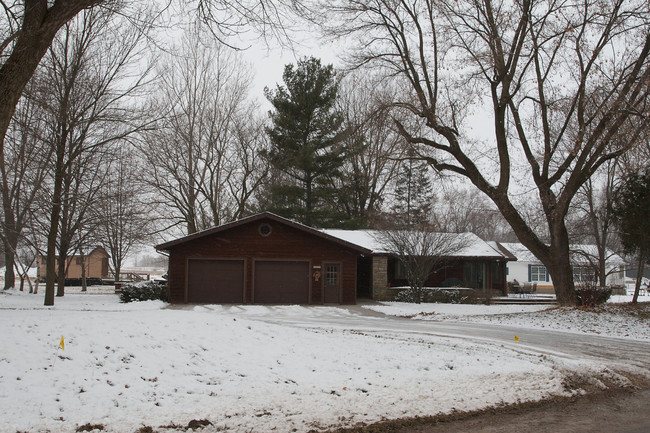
[187,259,244,303]
[156,212,370,305]
[254,260,309,303]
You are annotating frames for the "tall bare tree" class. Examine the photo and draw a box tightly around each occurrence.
[0,78,53,290]
[570,160,623,287]
[96,147,152,283]
[331,70,404,227]
[322,0,650,305]
[36,7,150,304]
[141,25,264,234]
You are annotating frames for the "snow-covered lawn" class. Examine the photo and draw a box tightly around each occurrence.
[0,289,636,433]
[363,297,650,341]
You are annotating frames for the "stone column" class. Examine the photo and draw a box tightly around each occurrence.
[372,255,389,300]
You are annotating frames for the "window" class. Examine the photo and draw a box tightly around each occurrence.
[259,223,272,236]
[76,257,84,265]
[529,265,548,282]
[325,265,339,287]
[395,260,407,279]
[491,262,503,284]
[573,266,596,283]
[463,262,484,289]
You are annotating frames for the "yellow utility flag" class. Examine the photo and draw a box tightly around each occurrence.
[59,336,65,351]
[514,335,520,342]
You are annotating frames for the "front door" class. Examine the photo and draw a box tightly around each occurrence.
[323,263,341,303]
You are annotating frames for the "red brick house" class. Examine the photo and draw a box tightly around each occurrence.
[156,212,511,304]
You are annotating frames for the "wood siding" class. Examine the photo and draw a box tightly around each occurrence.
[38,248,109,280]
[166,217,360,304]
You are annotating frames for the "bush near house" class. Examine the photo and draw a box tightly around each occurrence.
[575,285,612,307]
[394,287,476,304]
[119,282,169,303]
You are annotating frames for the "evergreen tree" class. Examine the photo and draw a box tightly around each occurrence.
[391,156,434,228]
[612,169,650,304]
[264,57,346,227]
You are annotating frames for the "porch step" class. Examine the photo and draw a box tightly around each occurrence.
[491,297,558,305]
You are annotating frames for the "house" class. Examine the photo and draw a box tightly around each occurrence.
[155,212,513,304]
[321,230,511,300]
[38,246,110,284]
[500,242,626,294]
[155,212,370,304]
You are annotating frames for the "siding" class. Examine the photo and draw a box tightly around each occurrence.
[166,217,360,304]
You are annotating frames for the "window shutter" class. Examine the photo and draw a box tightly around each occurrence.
[528,264,531,282]
[546,267,550,282]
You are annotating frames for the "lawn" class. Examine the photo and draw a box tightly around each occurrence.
[0,289,643,433]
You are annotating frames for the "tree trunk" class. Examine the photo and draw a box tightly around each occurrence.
[547,247,578,306]
[633,252,645,304]
[3,243,15,290]
[56,251,67,297]
[115,262,121,286]
[81,251,87,292]
[44,153,65,305]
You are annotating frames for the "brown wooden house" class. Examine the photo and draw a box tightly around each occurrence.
[38,246,110,283]
[156,212,512,305]
[155,213,371,304]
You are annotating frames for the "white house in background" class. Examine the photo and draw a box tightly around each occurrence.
[500,242,626,294]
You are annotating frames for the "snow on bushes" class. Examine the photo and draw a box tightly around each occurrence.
[119,282,168,303]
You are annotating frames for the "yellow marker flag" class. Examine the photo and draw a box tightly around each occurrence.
[59,336,65,351]
[514,335,520,342]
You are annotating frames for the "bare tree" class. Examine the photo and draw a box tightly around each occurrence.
[226,115,270,219]
[331,70,404,226]
[0,78,53,290]
[141,25,264,234]
[0,0,106,161]
[375,226,469,303]
[321,0,650,305]
[570,160,624,287]
[431,186,514,242]
[97,147,153,283]
[0,0,306,162]
[35,7,150,305]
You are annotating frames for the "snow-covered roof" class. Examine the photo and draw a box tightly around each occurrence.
[500,242,540,263]
[321,229,510,258]
[500,242,625,266]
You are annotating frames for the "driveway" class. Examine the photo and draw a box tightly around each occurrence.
[221,303,650,375]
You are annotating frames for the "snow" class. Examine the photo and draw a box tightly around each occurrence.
[0,289,639,433]
[363,298,650,341]
[322,229,507,258]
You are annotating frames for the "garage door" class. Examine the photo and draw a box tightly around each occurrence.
[187,259,244,303]
[254,260,309,304]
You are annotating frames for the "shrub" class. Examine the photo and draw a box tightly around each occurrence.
[575,285,612,307]
[394,287,474,304]
[119,282,168,303]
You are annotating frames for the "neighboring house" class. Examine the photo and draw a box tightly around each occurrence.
[37,246,110,283]
[155,212,512,304]
[500,242,625,294]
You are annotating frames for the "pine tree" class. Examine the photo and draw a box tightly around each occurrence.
[391,157,434,228]
[264,57,346,227]
[612,169,650,304]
